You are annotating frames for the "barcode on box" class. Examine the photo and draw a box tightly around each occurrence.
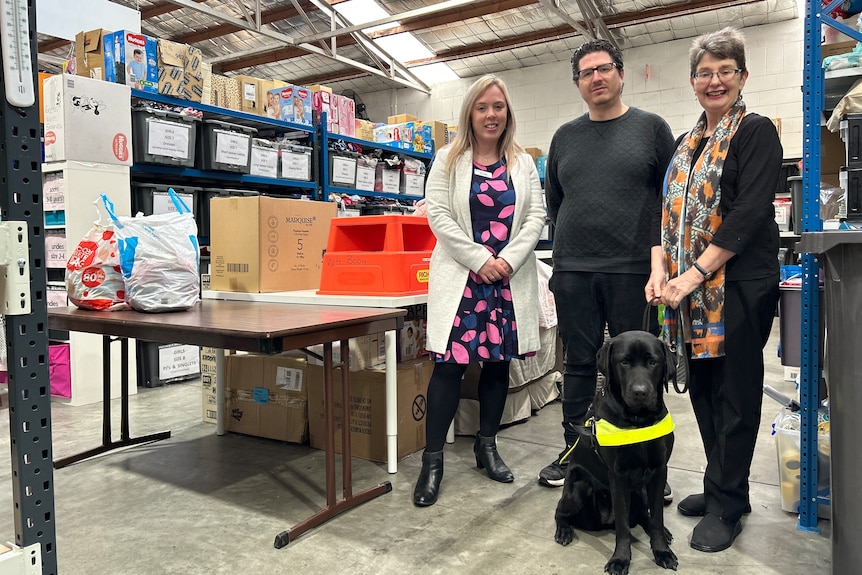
[227,262,249,273]
[276,366,303,392]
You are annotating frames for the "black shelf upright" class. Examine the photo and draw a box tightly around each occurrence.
[1,1,58,573]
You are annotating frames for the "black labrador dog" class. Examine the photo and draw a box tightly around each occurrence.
[554,331,678,575]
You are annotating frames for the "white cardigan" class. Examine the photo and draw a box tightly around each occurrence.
[424,147,546,356]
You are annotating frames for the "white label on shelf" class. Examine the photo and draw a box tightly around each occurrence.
[214,130,251,166]
[382,169,400,193]
[281,150,311,180]
[44,231,67,268]
[355,165,375,191]
[158,344,200,379]
[146,118,192,160]
[403,173,424,196]
[152,191,195,215]
[331,156,356,185]
[250,146,279,178]
[47,285,67,308]
[43,172,65,210]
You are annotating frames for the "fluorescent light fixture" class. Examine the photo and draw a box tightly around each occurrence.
[411,62,460,85]
[334,0,392,33]
[335,0,457,84]
[376,33,434,61]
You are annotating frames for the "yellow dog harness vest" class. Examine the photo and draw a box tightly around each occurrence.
[591,413,675,447]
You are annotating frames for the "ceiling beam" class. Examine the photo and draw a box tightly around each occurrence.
[297,0,480,44]
[364,0,538,39]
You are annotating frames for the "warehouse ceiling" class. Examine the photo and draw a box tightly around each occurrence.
[37,0,801,96]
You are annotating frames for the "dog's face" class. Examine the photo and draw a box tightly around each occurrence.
[596,331,676,413]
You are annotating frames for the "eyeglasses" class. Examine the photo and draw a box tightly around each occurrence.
[574,62,620,81]
[692,69,743,82]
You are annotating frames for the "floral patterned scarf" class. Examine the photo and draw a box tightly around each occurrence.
[661,102,746,359]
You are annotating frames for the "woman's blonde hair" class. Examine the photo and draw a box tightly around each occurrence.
[443,75,523,174]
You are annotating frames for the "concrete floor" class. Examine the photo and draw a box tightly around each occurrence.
[1,319,831,575]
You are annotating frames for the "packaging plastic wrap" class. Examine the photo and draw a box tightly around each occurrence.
[65,206,128,311]
[102,189,200,312]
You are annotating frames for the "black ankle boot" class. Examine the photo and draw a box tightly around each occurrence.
[413,450,443,506]
[474,434,514,483]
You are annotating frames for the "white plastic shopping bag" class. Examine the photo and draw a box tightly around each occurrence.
[102,189,200,312]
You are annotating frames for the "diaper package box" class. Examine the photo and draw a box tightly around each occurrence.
[269,85,312,126]
[43,74,133,166]
[103,30,158,93]
[157,39,205,102]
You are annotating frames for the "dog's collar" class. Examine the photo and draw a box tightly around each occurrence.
[590,413,675,447]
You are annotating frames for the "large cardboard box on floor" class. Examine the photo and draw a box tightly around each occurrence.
[225,354,309,443]
[307,359,433,463]
[209,196,336,292]
[43,74,132,166]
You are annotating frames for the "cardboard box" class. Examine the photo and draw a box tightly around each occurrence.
[75,29,110,80]
[261,79,288,118]
[821,126,845,174]
[200,346,219,424]
[307,359,433,463]
[225,354,309,443]
[233,75,263,114]
[210,75,240,110]
[822,40,857,60]
[305,333,386,371]
[307,84,332,94]
[268,85,313,126]
[312,88,338,133]
[43,74,133,165]
[424,120,448,151]
[387,113,418,124]
[209,196,336,293]
[157,39,205,102]
[399,319,427,362]
[524,147,542,163]
[355,119,374,141]
[103,30,158,93]
[335,94,355,136]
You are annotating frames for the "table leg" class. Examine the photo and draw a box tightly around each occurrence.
[385,329,398,473]
[273,340,392,548]
[53,336,171,469]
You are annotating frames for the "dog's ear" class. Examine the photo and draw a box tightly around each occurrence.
[663,343,677,393]
[596,338,612,379]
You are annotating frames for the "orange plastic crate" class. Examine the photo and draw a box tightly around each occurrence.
[317,215,435,296]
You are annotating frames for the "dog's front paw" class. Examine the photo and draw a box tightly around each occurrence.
[554,524,574,546]
[653,548,678,571]
[663,526,674,544]
[604,558,630,575]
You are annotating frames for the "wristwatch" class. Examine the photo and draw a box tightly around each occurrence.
[692,261,714,281]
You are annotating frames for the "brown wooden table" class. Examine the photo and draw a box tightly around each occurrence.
[48,300,406,547]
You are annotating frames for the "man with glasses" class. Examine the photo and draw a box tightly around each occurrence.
[539,39,676,496]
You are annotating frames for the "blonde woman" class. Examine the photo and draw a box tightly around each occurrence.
[413,75,545,506]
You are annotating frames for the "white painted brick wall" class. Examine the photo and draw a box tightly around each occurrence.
[362,19,804,158]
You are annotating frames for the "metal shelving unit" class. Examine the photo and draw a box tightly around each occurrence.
[800,0,862,533]
[318,113,432,203]
[2,2,58,573]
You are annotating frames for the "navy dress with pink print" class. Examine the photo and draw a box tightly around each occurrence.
[433,157,525,364]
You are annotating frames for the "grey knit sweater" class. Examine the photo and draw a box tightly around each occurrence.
[545,107,674,274]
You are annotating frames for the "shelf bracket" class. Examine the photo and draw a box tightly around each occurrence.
[0,220,31,315]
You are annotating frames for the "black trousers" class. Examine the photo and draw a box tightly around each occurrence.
[549,271,656,444]
[688,276,779,522]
